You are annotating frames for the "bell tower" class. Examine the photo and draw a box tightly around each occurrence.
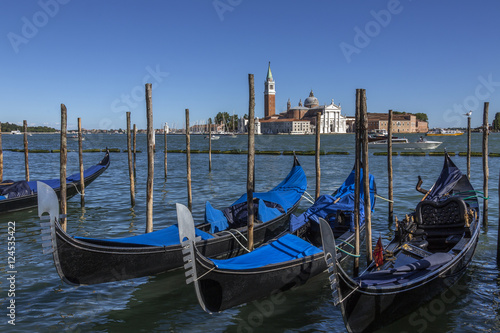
[264,62,275,118]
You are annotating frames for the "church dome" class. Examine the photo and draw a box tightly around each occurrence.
[304,90,319,108]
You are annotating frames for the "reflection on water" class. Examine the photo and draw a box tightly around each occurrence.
[0,133,498,332]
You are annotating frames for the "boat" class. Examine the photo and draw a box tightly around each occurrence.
[204,135,220,140]
[10,130,22,135]
[178,167,376,313]
[0,150,109,214]
[37,156,307,285]
[426,128,464,136]
[68,134,84,141]
[367,129,395,143]
[321,153,480,333]
[368,137,442,150]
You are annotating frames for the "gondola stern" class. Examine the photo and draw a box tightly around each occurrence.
[176,203,214,314]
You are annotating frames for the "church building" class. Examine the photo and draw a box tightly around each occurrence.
[259,63,347,134]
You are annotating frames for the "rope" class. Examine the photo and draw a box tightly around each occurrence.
[303,191,316,202]
[375,194,393,203]
[301,194,315,204]
[218,230,251,253]
[455,190,485,195]
[336,238,355,249]
[336,246,360,258]
[462,195,489,200]
[70,182,84,196]
[194,266,216,281]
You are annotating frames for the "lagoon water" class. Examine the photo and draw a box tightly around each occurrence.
[0,133,499,332]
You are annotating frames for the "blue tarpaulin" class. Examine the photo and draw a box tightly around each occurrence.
[205,164,307,233]
[426,154,463,202]
[26,164,107,192]
[291,168,375,232]
[210,233,321,270]
[75,224,214,247]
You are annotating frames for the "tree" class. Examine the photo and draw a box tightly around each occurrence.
[214,112,239,132]
[0,121,57,133]
[415,113,428,122]
[493,112,500,131]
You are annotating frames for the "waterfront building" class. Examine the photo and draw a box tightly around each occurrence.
[367,113,428,133]
[260,63,347,134]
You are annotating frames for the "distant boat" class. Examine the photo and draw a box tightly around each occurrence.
[369,137,442,150]
[68,134,84,141]
[426,129,463,136]
[204,135,220,140]
[11,130,22,135]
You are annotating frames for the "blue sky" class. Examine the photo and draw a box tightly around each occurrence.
[1,0,499,130]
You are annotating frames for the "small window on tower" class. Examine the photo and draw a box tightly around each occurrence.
[270,85,274,90]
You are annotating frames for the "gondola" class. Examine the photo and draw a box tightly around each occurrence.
[178,167,375,313]
[321,153,480,333]
[37,156,306,285]
[0,150,109,214]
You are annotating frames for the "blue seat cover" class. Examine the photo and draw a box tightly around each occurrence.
[75,224,214,247]
[210,233,321,270]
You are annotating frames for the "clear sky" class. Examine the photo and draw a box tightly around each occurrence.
[1,0,499,130]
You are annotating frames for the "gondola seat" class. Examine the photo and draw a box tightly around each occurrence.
[415,197,467,251]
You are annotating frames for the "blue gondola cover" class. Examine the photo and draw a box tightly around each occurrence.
[210,233,321,270]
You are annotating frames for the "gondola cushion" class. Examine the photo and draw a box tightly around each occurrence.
[357,252,454,287]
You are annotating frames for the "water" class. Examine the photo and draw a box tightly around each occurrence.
[0,133,499,332]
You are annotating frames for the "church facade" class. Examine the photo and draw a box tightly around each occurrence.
[259,63,347,134]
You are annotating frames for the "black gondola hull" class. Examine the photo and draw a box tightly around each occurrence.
[192,226,362,313]
[338,227,478,333]
[49,201,297,285]
[1,151,109,214]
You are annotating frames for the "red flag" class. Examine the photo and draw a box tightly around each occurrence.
[373,235,384,267]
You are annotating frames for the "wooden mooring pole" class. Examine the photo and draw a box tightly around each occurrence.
[247,74,255,251]
[361,89,372,265]
[127,112,135,206]
[497,169,500,265]
[78,118,85,206]
[23,120,29,181]
[0,122,3,182]
[133,124,137,177]
[209,118,212,172]
[145,84,154,233]
[482,102,489,228]
[186,109,192,212]
[60,104,68,231]
[164,123,168,179]
[353,89,361,277]
[388,110,394,225]
[467,115,471,180]
[315,112,321,199]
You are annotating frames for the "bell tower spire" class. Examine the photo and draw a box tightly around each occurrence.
[264,62,275,118]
